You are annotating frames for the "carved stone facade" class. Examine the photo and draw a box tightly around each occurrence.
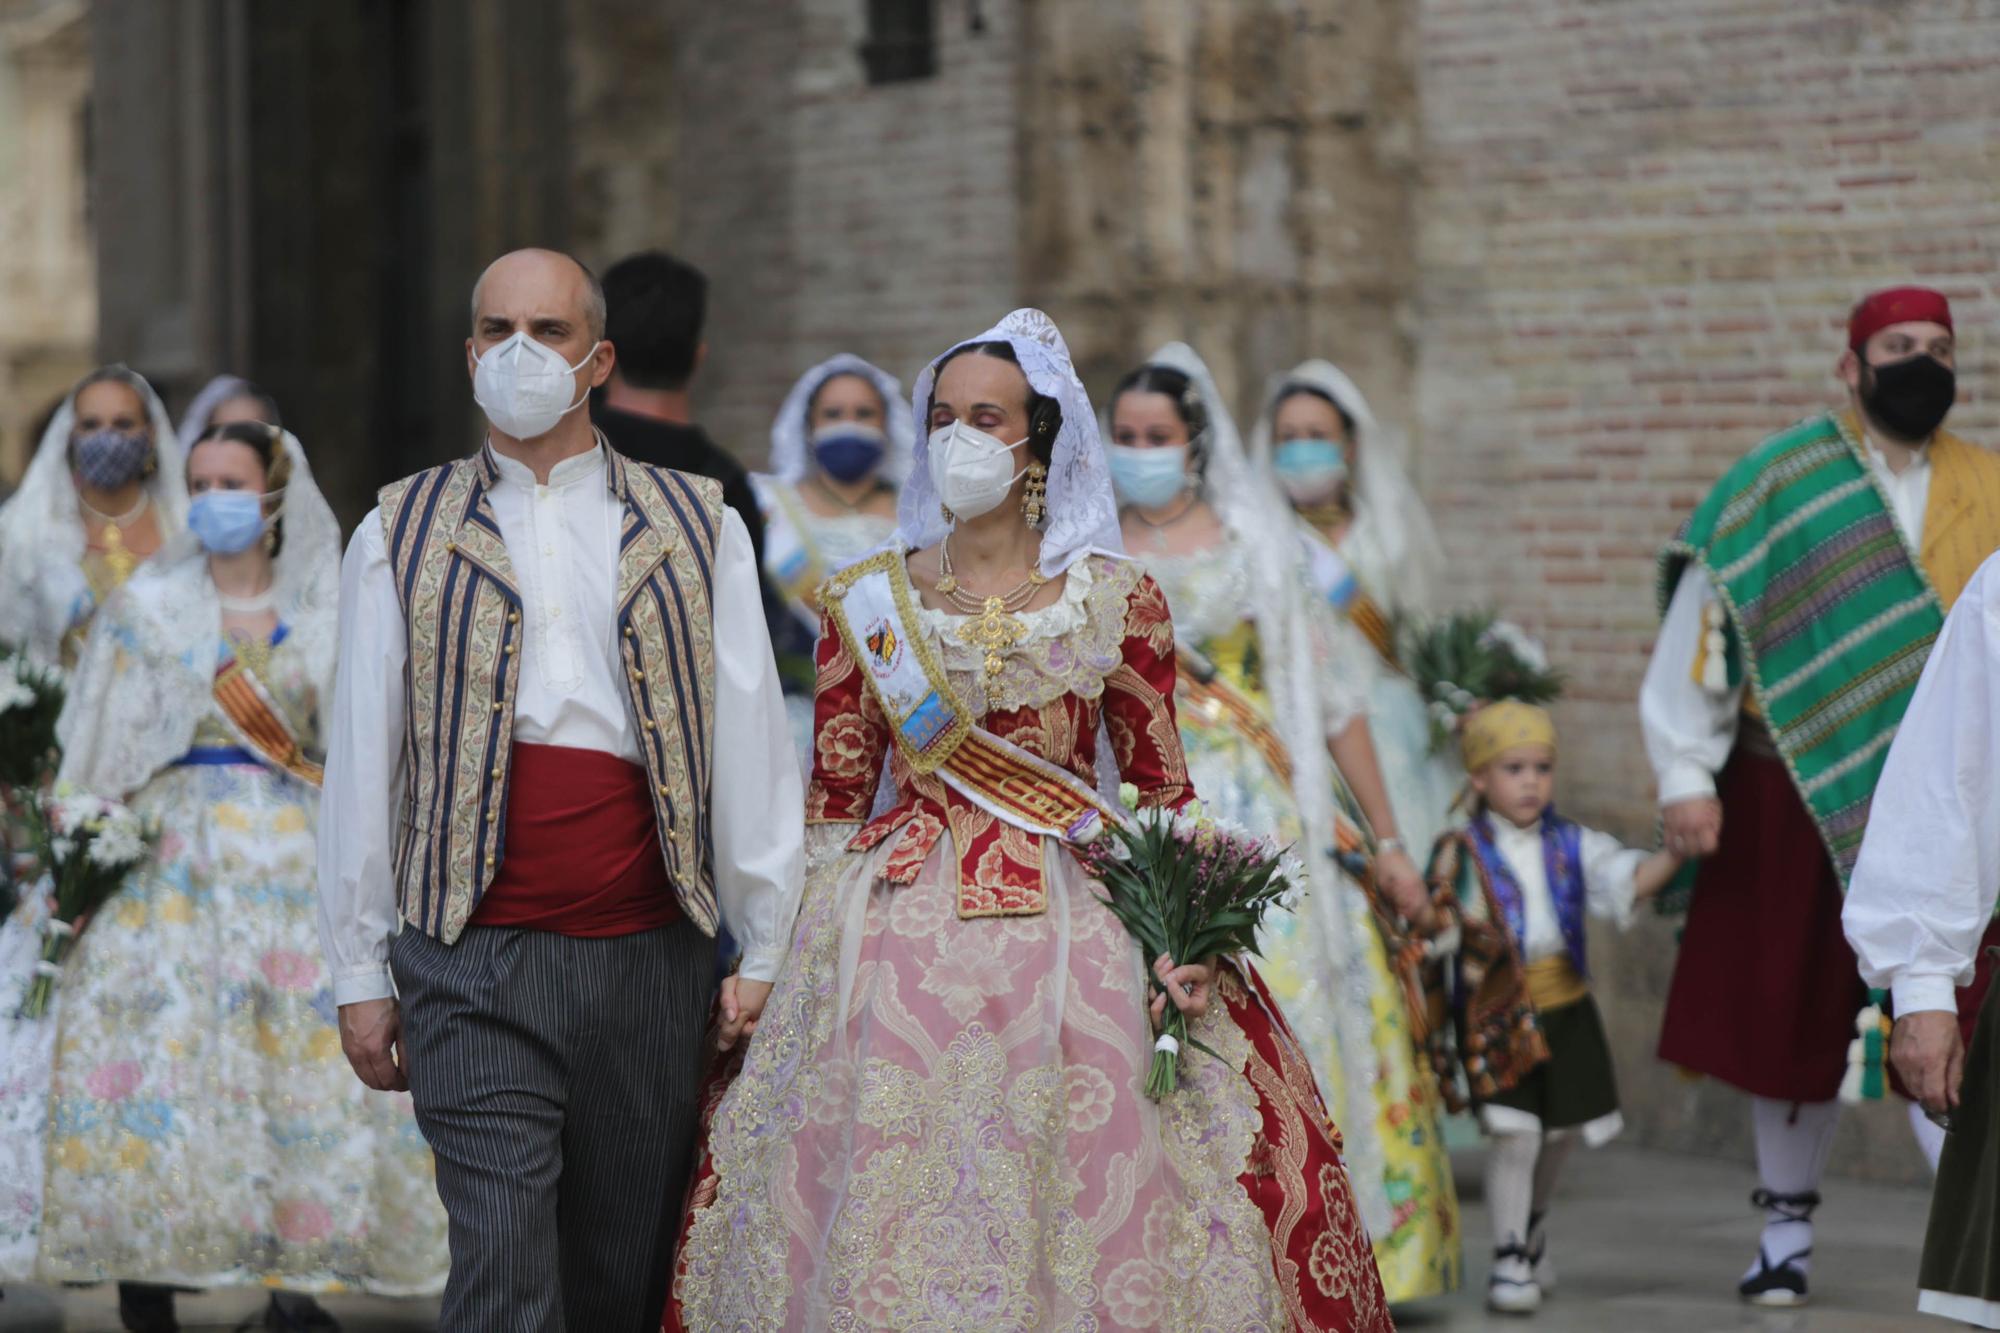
[0,0,93,485]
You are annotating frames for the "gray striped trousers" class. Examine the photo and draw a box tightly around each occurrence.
[391,921,716,1333]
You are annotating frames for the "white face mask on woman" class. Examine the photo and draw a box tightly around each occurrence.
[472,333,599,441]
[927,420,1031,521]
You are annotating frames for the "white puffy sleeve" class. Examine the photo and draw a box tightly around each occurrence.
[1845,556,2000,1017]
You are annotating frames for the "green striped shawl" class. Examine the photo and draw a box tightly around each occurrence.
[1660,412,1941,884]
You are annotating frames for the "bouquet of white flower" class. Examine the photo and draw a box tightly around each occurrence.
[0,648,64,791]
[0,646,65,916]
[17,783,156,1019]
[1070,783,1306,1099]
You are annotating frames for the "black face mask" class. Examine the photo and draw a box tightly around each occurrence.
[1860,354,1956,442]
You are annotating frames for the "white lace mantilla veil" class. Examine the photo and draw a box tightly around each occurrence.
[897,308,1125,578]
[176,372,251,447]
[1249,358,1448,618]
[0,365,188,667]
[57,429,342,801]
[1146,340,1392,1234]
[763,353,915,487]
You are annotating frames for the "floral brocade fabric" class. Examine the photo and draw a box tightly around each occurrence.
[668,554,1392,1332]
[0,632,447,1293]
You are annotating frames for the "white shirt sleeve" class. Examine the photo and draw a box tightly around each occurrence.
[706,507,805,983]
[1308,597,1372,738]
[1577,825,1646,932]
[316,513,408,1008]
[1640,566,1743,805]
[1845,557,2000,1017]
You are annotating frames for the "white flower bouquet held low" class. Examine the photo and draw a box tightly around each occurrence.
[17,783,156,1020]
[1069,783,1306,1099]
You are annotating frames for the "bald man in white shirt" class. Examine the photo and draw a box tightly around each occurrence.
[317,249,802,1332]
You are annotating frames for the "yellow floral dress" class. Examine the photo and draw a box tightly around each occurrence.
[1146,544,1462,1304]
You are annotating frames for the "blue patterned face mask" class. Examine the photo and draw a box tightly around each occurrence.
[71,428,154,491]
[189,489,281,554]
[1272,438,1348,504]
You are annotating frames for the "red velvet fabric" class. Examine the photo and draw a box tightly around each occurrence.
[470,742,679,936]
[1659,744,2000,1103]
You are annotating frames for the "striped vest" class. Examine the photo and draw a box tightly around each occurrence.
[378,449,724,944]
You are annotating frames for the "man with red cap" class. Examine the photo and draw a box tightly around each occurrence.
[1641,285,2000,1307]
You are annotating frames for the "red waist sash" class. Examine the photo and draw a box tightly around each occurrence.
[471,742,679,936]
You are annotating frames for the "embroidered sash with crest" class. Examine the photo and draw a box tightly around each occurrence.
[212,649,323,787]
[821,551,1121,850]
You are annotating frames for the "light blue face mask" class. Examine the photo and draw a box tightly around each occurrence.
[1107,442,1191,508]
[1272,438,1349,504]
[189,489,275,554]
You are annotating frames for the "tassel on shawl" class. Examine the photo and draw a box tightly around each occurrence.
[1837,989,1892,1104]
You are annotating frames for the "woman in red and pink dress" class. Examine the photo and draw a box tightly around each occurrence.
[667,310,1393,1332]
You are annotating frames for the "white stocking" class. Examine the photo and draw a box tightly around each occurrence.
[1485,1129,1541,1254]
[1908,1099,1947,1174]
[1746,1097,1838,1279]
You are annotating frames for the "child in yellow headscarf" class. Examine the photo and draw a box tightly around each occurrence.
[1424,700,1681,1315]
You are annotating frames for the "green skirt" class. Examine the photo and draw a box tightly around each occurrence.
[1485,993,1620,1134]
[1919,960,2000,1328]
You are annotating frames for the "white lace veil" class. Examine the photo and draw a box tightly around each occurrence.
[56,428,342,799]
[1249,359,1447,618]
[0,365,188,668]
[765,353,914,487]
[1145,342,1392,1231]
[176,373,251,445]
[898,309,1124,577]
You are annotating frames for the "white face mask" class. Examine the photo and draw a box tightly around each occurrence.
[927,420,1032,521]
[472,333,599,441]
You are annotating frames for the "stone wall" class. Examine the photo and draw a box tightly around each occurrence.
[662,0,1020,464]
[1412,0,2000,1184]
[0,0,92,485]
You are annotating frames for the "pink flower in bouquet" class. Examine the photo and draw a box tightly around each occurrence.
[85,1060,143,1102]
[274,1198,334,1244]
[259,949,319,992]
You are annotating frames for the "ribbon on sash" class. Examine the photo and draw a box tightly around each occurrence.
[212,650,323,787]
[821,551,1120,844]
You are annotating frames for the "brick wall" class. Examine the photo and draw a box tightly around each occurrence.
[661,0,1019,466]
[1413,0,2000,1181]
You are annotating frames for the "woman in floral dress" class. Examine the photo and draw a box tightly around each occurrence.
[1108,344,1460,1305]
[667,310,1393,1332]
[0,424,446,1329]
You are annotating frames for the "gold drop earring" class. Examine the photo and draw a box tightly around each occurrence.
[1020,462,1048,528]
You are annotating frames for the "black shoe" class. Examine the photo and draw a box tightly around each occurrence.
[1739,1188,1819,1307]
[240,1292,342,1332]
[118,1282,180,1333]
[1739,1247,1810,1307]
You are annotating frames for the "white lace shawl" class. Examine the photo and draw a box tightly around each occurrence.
[1249,359,1448,619]
[764,353,914,487]
[897,309,1125,577]
[0,367,188,669]
[56,430,342,799]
